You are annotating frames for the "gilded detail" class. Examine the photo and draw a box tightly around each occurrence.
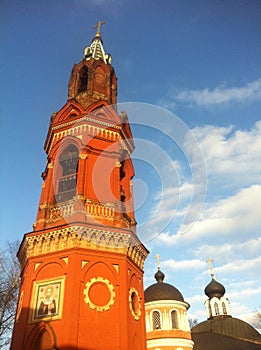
[84,277,115,312]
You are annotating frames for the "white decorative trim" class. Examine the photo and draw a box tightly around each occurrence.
[145,300,189,310]
[147,338,194,349]
[207,296,231,318]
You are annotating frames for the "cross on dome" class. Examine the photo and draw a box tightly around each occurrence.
[155,254,161,270]
[93,21,105,37]
[206,258,215,279]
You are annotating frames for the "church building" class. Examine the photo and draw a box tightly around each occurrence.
[191,268,261,350]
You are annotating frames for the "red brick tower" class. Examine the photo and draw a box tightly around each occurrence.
[11,22,148,350]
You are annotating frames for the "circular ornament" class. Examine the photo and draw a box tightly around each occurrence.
[84,277,115,312]
[129,287,141,320]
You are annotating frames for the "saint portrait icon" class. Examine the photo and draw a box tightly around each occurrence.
[31,277,65,322]
[38,285,57,316]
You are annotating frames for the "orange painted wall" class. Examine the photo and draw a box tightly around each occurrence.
[11,243,147,350]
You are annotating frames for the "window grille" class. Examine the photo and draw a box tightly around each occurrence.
[152,311,161,330]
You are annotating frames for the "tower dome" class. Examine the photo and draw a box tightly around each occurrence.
[144,262,194,350]
[204,278,225,299]
[144,269,185,303]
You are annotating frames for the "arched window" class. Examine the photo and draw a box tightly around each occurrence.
[57,145,79,202]
[222,301,227,315]
[171,310,179,329]
[78,66,88,93]
[152,311,161,330]
[214,302,220,316]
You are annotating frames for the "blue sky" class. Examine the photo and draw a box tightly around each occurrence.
[1,0,261,326]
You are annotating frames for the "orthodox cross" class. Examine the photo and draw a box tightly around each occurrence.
[206,258,215,279]
[93,21,105,36]
[155,254,161,270]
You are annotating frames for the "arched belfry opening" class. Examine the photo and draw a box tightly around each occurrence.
[56,145,79,202]
[78,65,88,93]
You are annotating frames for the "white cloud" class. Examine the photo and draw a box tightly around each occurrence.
[188,121,261,187]
[186,294,206,304]
[215,257,261,277]
[175,78,261,106]
[142,122,261,244]
[156,184,261,245]
[150,182,194,224]
[162,258,205,271]
[194,238,261,262]
[179,184,261,239]
[230,301,256,318]
[229,286,261,302]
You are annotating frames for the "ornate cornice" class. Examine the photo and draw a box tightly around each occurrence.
[45,115,134,155]
[52,115,121,132]
[19,225,148,271]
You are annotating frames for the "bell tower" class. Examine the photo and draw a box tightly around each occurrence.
[11,23,148,350]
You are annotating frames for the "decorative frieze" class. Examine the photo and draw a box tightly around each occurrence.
[18,225,148,271]
[49,117,120,153]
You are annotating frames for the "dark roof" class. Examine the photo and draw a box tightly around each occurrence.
[144,281,185,303]
[192,331,261,350]
[144,269,185,303]
[204,278,225,299]
[191,316,261,350]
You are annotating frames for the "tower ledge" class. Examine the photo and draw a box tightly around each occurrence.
[18,225,148,271]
